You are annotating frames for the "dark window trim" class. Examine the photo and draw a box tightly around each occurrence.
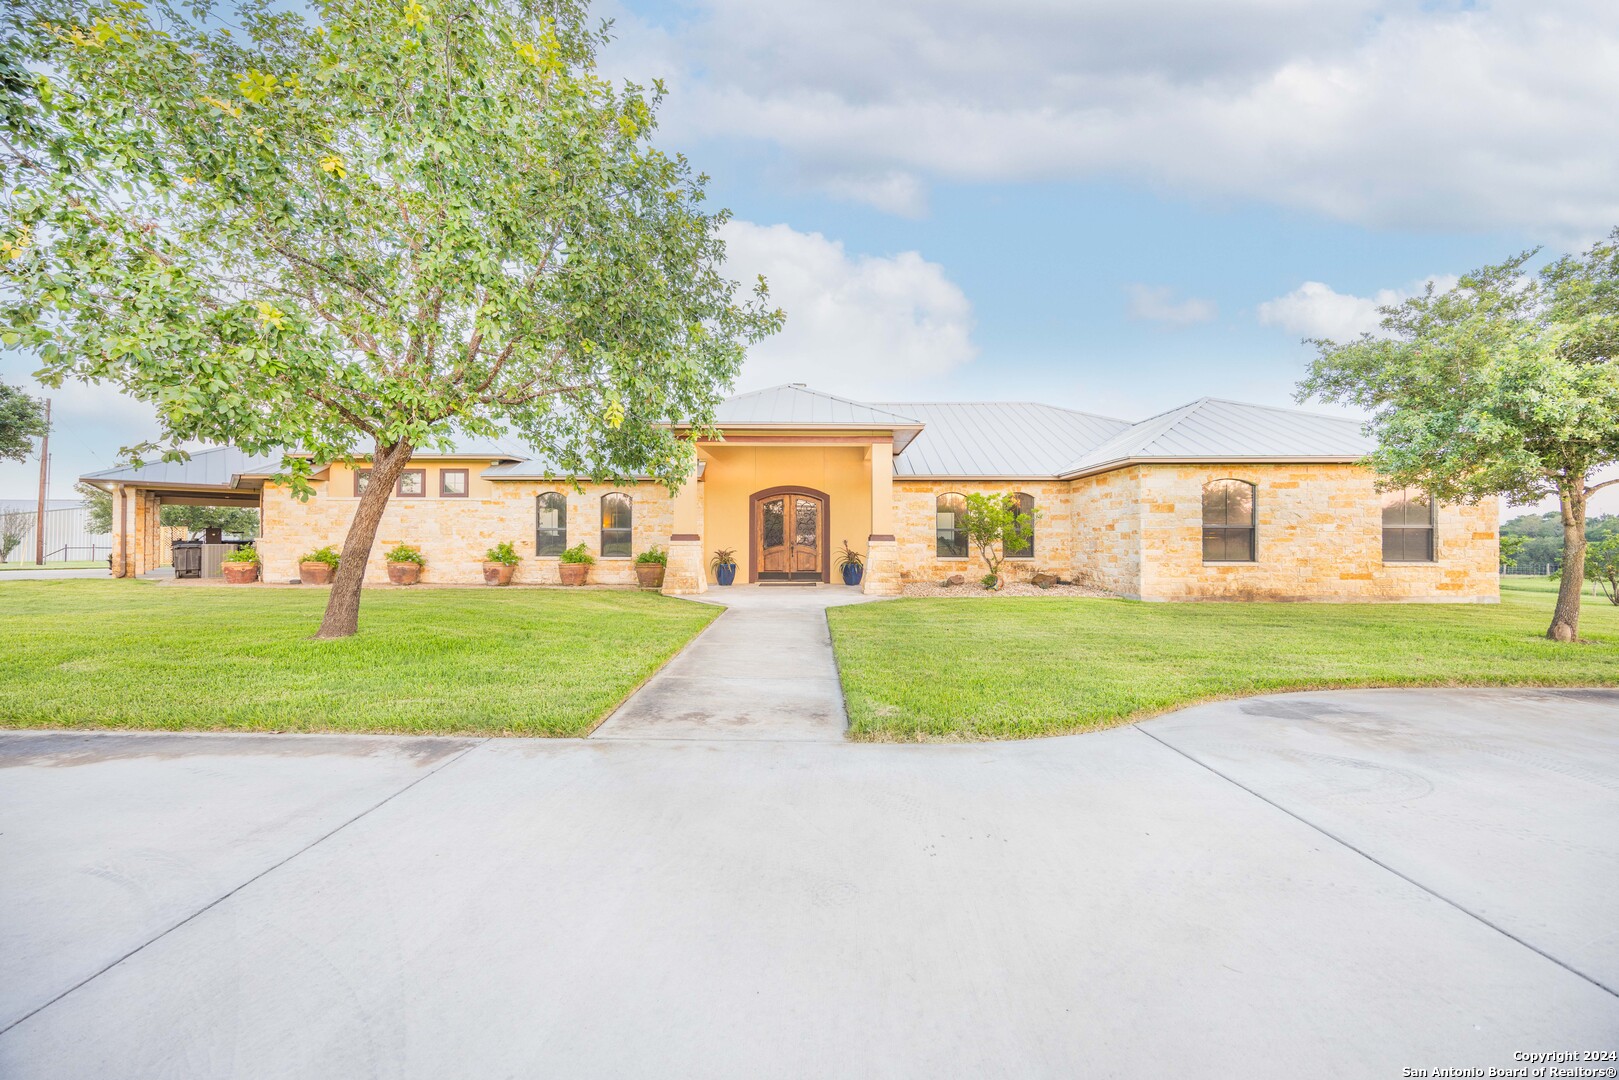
[536,491,567,557]
[396,468,427,498]
[353,469,372,498]
[600,492,633,559]
[1005,492,1035,559]
[440,468,469,498]
[935,492,968,559]
[1202,479,1257,564]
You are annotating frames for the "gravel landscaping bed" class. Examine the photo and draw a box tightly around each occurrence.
[900,580,1115,599]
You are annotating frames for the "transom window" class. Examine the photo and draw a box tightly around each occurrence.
[601,493,633,558]
[936,493,968,558]
[1202,479,1256,563]
[440,469,469,498]
[397,469,426,498]
[536,492,567,556]
[1005,492,1035,559]
[1382,488,1435,562]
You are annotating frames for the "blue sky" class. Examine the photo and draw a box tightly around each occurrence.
[3,0,1616,514]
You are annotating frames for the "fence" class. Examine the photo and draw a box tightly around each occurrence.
[0,504,111,565]
[1501,563,1557,576]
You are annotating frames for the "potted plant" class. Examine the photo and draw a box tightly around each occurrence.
[558,543,593,586]
[710,547,738,586]
[484,541,520,586]
[634,547,668,589]
[299,545,340,585]
[221,544,260,584]
[386,543,425,585]
[836,540,865,586]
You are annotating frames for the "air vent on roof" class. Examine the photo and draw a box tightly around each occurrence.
[789,382,806,388]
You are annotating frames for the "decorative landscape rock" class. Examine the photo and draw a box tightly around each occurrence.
[1031,572,1059,589]
[942,574,966,586]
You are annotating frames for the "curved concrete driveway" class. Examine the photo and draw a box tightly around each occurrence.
[1,688,1615,1078]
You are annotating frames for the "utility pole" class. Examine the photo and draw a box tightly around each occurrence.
[34,397,50,566]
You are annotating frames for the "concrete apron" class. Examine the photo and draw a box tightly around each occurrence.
[590,583,878,742]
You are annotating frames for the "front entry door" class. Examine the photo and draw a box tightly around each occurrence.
[755,492,824,581]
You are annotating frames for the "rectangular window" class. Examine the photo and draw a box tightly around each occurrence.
[397,469,426,498]
[1202,480,1257,563]
[601,493,633,558]
[1382,488,1435,562]
[440,469,469,498]
[353,470,372,497]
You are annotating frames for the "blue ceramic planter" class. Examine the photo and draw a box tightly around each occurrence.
[841,564,864,586]
[714,563,737,586]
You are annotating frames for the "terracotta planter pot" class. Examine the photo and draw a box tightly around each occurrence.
[635,563,666,590]
[483,562,516,586]
[299,561,335,585]
[221,561,259,584]
[558,562,588,586]
[387,561,421,585]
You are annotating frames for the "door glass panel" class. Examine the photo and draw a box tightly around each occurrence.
[763,499,785,548]
[795,498,818,548]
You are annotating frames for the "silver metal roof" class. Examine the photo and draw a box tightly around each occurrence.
[81,447,281,489]
[873,402,1131,477]
[1059,397,1374,476]
[715,384,923,428]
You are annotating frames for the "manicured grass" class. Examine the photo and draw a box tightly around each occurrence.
[0,560,108,571]
[0,581,718,736]
[829,583,1619,742]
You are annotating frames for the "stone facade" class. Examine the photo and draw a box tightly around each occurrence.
[893,480,1073,584]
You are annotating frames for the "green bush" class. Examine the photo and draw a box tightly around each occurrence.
[224,544,259,563]
[300,545,340,569]
[635,547,668,566]
[980,572,1000,590]
[559,543,595,566]
[485,541,521,566]
[385,543,425,566]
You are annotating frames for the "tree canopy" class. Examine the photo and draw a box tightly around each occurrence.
[1299,235,1619,641]
[2,0,780,635]
[0,379,46,463]
[160,504,260,537]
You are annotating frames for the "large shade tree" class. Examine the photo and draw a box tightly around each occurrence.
[1300,235,1619,642]
[1,0,780,636]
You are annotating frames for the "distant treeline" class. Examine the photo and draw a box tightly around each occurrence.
[1501,512,1619,571]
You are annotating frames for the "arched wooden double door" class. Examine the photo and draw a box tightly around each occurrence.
[750,487,829,582]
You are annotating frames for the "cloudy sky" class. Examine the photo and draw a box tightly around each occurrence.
[4,0,1616,514]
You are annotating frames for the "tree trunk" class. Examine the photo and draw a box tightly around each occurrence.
[315,439,413,640]
[1547,483,1586,643]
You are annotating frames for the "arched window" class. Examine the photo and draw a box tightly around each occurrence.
[1382,488,1435,562]
[1202,480,1256,562]
[1005,492,1035,559]
[936,493,967,558]
[536,492,567,557]
[601,493,633,558]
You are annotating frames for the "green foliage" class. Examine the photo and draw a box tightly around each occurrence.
[223,543,259,563]
[959,492,1039,576]
[979,572,999,590]
[385,543,424,566]
[1586,536,1619,605]
[300,545,340,569]
[634,546,667,566]
[485,541,521,566]
[74,481,112,534]
[1497,533,1528,571]
[709,547,736,570]
[559,542,594,565]
[835,540,864,569]
[0,507,28,561]
[1500,512,1619,570]
[0,379,46,463]
[160,504,260,537]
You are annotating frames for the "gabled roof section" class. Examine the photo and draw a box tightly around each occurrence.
[80,446,282,489]
[1059,398,1374,477]
[875,402,1131,478]
[714,384,923,428]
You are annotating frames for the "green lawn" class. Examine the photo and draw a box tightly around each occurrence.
[829,578,1619,742]
[0,581,717,736]
[0,560,108,571]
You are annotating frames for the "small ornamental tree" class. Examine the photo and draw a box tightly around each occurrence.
[74,481,112,535]
[960,492,1038,586]
[1,0,780,638]
[1497,533,1527,572]
[1587,536,1619,606]
[0,379,47,463]
[1300,235,1619,642]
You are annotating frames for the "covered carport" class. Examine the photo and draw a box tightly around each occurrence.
[79,448,276,578]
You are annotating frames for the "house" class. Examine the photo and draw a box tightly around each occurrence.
[81,383,1499,601]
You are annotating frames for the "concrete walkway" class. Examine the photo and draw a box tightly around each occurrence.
[591,584,877,741]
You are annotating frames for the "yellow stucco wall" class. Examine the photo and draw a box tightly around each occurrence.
[698,443,874,583]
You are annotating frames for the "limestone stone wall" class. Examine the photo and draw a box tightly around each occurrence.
[258,471,675,586]
[1069,467,1144,596]
[892,480,1073,584]
[1132,464,1499,602]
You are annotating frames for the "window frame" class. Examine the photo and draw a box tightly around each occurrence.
[935,492,968,559]
[353,469,372,498]
[600,492,633,559]
[1381,487,1437,564]
[535,492,567,557]
[1201,479,1257,564]
[439,468,469,498]
[1004,492,1035,559]
[396,469,427,498]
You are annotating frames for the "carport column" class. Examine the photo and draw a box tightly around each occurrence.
[662,474,706,595]
[110,484,129,577]
[864,442,901,595]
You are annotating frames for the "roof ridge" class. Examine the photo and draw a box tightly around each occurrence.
[1196,396,1366,424]
[871,400,1134,425]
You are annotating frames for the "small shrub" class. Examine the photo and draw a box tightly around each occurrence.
[835,540,865,569]
[635,547,668,566]
[980,572,1000,590]
[224,544,260,563]
[559,543,595,566]
[709,547,737,570]
[385,543,425,566]
[300,545,340,569]
[485,541,521,566]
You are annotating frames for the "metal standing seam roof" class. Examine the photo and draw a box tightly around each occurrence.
[714,384,923,428]
[871,402,1132,477]
[80,446,283,488]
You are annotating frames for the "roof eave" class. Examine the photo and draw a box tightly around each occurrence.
[1059,454,1368,481]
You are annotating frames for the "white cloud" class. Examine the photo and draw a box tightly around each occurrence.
[611,0,1619,238]
[1256,275,1458,339]
[720,220,976,397]
[1125,284,1217,326]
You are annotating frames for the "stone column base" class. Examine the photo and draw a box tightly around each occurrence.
[662,536,707,595]
[862,537,902,596]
